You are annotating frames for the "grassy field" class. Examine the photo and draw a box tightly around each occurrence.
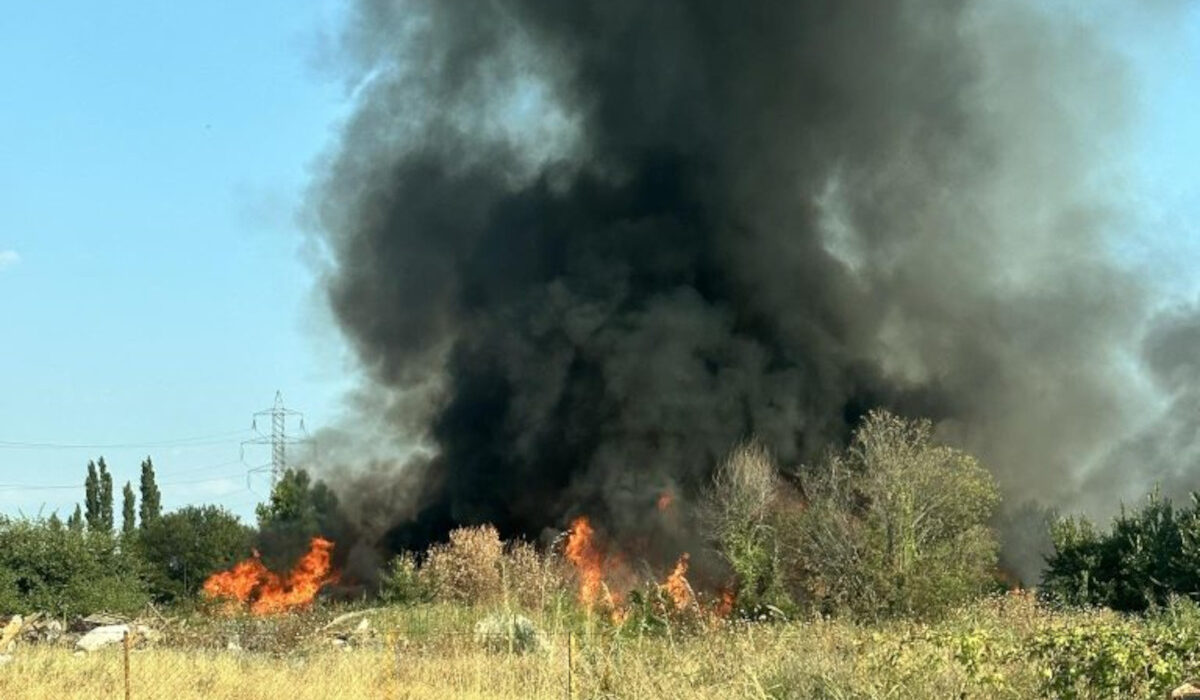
[7,592,1200,699]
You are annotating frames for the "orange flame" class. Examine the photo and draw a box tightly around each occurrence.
[203,537,337,615]
[662,553,692,610]
[565,516,604,609]
[715,587,736,618]
[656,491,674,511]
[565,516,632,622]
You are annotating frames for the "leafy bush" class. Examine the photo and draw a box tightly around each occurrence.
[138,505,254,602]
[379,552,435,605]
[783,410,1001,619]
[1042,489,1200,612]
[0,517,148,616]
[703,441,790,614]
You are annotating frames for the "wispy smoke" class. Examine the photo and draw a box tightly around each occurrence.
[309,0,1193,569]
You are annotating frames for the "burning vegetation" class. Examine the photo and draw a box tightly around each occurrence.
[203,537,338,615]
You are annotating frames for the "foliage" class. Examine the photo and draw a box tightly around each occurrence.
[84,460,100,531]
[1042,489,1200,612]
[67,504,84,533]
[379,552,435,605]
[138,505,255,602]
[139,456,161,529]
[0,517,148,616]
[99,457,114,532]
[703,441,790,614]
[783,410,1001,619]
[122,481,137,536]
[256,468,345,569]
[425,525,505,604]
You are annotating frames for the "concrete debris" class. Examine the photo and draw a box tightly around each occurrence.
[21,618,64,645]
[77,613,126,631]
[0,616,22,652]
[473,613,546,654]
[322,609,378,634]
[74,624,129,653]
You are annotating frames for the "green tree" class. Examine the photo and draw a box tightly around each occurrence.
[139,456,161,528]
[0,517,148,616]
[1042,489,1197,612]
[67,504,84,533]
[84,460,100,531]
[139,505,254,602]
[783,410,1000,619]
[256,468,344,571]
[47,513,63,532]
[98,457,114,532]
[122,481,136,536]
[256,469,329,528]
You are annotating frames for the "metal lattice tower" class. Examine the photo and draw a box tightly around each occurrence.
[243,391,310,487]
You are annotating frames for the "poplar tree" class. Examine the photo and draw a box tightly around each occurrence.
[122,481,137,536]
[139,456,161,528]
[84,460,100,530]
[98,457,114,532]
[67,504,84,533]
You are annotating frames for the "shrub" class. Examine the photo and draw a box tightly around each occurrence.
[138,506,255,603]
[379,552,435,605]
[784,410,1000,619]
[426,525,504,604]
[703,441,790,614]
[500,540,567,610]
[1042,489,1200,612]
[0,517,148,617]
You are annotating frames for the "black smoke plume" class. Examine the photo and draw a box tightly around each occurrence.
[308,0,1191,575]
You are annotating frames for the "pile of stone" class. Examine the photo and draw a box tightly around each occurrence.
[321,609,377,650]
[0,612,161,656]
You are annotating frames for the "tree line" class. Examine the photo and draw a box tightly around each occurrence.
[0,458,339,617]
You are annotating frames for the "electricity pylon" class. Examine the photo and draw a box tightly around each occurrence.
[242,391,310,488]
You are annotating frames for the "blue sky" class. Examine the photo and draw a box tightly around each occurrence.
[0,1,353,522]
[0,2,1197,525]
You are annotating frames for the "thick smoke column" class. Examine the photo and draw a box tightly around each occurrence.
[312,0,1186,562]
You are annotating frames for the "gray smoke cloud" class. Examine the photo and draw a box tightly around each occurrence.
[307,0,1193,571]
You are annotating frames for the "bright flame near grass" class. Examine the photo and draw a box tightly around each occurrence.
[663,553,693,610]
[203,537,338,615]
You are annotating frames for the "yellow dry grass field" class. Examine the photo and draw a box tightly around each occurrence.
[0,595,1054,700]
[5,593,1198,699]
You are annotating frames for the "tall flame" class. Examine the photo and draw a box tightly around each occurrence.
[662,553,693,610]
[203,537,337,615]
[565,516,604,609]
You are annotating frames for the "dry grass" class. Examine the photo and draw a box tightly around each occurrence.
[0,595,1061,699]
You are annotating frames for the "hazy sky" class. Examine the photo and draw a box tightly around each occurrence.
[0,1,1197,525]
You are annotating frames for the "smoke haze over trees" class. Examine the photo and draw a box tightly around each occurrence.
[307,0,1200,573]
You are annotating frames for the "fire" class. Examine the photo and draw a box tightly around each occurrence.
[662,553,693,610]
[715,587,736,618]
[565,516,605,609]
[203,537,338,615]
[656,490,673,511]
[564,516,632,622]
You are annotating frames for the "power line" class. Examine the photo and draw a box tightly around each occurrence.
[0,471,249,493]
[0,429,254,450]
